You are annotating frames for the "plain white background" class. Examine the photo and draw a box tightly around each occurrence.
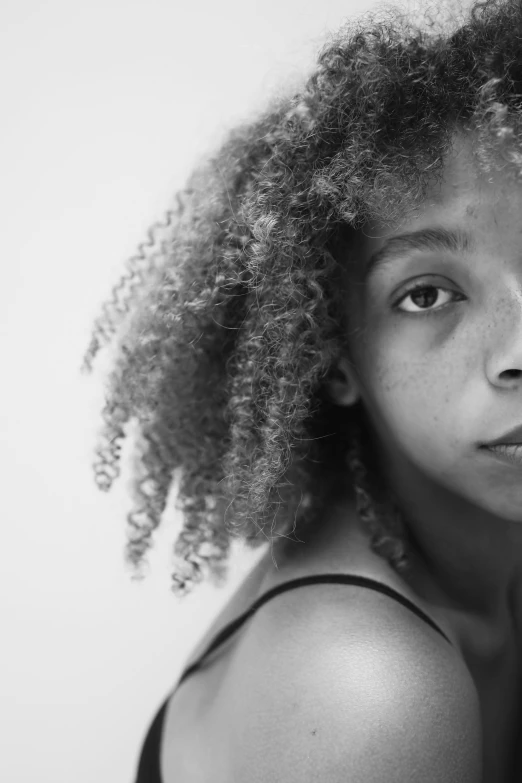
[0,0,455,781]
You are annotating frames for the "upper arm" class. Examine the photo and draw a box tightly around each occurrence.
[229,590,482,782]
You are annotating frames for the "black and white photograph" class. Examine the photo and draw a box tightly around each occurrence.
[6,0,522,781]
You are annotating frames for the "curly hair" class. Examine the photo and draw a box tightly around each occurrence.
[81,0,522,596]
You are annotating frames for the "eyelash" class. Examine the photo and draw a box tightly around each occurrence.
[394,281,465,315]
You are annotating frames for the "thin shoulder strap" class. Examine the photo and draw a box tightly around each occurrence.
[176,573,452,688]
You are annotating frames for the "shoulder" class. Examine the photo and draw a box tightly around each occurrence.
[227,579,482,783]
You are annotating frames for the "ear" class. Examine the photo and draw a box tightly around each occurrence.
[326,356,361,407]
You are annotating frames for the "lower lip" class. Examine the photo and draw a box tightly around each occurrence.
[481,444,522,467]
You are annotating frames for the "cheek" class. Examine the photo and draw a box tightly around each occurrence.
[346,286,481,447]
[359,325,467,448]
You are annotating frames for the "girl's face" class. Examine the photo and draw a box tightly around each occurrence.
[339,133,522,525]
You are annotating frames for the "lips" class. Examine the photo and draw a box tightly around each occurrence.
[482,423,522,447]
[481,443,522,468]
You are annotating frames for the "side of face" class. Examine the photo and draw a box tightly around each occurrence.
[330,133,522,521]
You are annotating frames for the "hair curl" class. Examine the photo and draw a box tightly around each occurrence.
[82,0,522,596]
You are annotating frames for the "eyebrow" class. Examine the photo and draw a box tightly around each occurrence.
[364,226,474,281]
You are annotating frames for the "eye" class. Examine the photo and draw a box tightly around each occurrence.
[394,282,465,314]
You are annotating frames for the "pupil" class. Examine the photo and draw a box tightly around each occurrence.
[411,287,437,308]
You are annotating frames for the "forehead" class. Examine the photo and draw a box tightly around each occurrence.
[368,134,522,245]
[425,136,490,210]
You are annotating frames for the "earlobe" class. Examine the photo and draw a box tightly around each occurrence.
[326,357,361,406]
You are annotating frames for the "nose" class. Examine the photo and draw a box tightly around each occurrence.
[485,293,522,387]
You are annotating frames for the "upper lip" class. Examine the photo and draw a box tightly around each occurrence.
[483,423,522,447]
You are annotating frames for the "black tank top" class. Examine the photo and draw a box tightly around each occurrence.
[134,573,452,783]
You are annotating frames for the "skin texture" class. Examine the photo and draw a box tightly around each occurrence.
[331,131,522,638]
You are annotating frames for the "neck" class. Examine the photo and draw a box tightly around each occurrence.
[373,440,522,630]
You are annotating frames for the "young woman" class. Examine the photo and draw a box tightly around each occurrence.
[83,1,522,779]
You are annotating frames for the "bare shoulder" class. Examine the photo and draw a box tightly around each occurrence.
[227,582,483,783]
